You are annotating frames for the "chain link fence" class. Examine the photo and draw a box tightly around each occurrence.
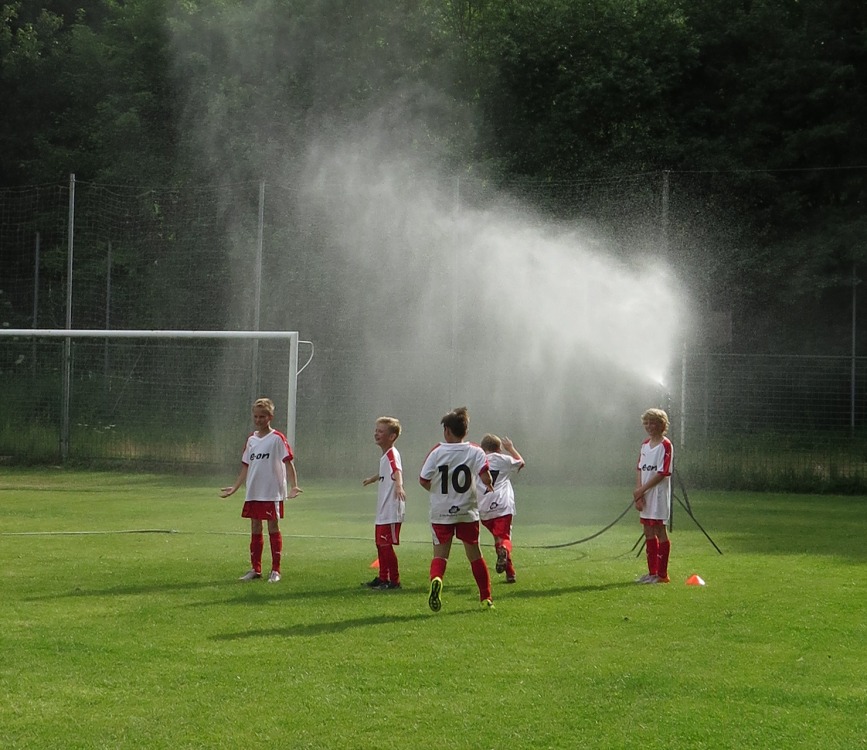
[676,352,867,491]
[1,174,864,491]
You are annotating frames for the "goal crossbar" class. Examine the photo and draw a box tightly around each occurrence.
[0,329,298,340]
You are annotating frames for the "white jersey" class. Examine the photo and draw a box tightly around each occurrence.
[636,437,673,523]
[242,430,293,503]
[476,451,523,520]
[375,447,405,525]
[420,441,489,524]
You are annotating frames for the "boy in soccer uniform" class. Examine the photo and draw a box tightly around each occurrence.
[361,416,406,590]
[476,434,524,583]
[420,406,496,611]
[633,408,673,584]
[220,397,302,583]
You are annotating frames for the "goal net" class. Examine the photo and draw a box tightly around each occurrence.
[0,329,304,468]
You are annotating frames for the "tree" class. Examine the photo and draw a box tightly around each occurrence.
[669,0,867,350]
[0,0,177,186]
[453,0,698,182]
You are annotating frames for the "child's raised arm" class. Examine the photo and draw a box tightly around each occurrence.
[502,436,525,469]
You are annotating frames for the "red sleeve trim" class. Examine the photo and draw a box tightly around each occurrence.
[659,438,673,476]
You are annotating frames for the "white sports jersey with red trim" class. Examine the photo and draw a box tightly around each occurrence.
[242,430,293,503]
[420,441,489,524]
[475,452,523,520]
[376,447,405,524]
[636,437,673,522]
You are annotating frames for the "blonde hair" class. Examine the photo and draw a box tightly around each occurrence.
[480,433,501,453]
[641,408,669,434]
[376,416,401,438]
[253,397,275,416]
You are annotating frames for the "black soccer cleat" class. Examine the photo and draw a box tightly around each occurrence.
[428,577,443,612]
[495,547,508,574]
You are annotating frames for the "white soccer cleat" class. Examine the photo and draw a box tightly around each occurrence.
[239,569,262,581]
[636,574,658,584]
[267,571,281,583]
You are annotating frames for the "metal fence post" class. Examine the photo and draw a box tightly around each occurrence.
[61,174,75,461]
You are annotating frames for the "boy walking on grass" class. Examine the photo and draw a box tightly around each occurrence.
[420,407,496,611]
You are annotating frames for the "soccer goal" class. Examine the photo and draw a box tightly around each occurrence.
[0,329,311,467]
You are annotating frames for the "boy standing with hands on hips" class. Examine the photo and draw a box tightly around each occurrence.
[633,408,673,584]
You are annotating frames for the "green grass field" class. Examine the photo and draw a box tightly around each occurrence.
[1,469,864,749]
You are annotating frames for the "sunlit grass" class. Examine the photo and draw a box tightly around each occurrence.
[0,470,864,749]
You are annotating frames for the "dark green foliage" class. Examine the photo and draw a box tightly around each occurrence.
[1,0,866,351]
[0,1,177,185]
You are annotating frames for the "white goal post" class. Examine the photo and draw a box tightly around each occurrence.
[0,329,308,462]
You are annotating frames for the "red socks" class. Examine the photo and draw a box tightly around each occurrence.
[378,545,400,584]
[471,557,492,601]
[430,557,491,600]
[250,533,264,574]
[658,539,671,578]
[430,556,447,581]
[269,531,282,573]
[250,532,284,575]
[376,547,387,581]
[645,537,659,576]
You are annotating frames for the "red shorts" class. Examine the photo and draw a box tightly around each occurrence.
[241,501,284,520]
[375,523,402,546]
[431,521,480,546]
[640,518,666,527]
[481,515,513,540]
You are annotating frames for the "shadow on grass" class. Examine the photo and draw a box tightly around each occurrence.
[206,580,639,640]
[24,579,245,601]
[25,580,456,602]
[211,610,464,639]
[24,572,639,605]
[504,581,636,598]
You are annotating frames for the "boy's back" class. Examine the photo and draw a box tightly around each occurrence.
[476,451,523,520]
[420,441,488,523]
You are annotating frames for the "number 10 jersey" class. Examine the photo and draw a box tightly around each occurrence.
[420,441,489,524]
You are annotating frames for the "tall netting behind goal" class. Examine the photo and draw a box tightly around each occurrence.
[0,179,264,333]
[0,331,302,469]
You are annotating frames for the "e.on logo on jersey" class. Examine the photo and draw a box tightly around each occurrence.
[640,463,658,472]
[249,451,271,461]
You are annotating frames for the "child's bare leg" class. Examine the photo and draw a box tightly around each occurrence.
[462,541,483,562]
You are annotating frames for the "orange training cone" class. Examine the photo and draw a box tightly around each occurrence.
[686,574,705,586]
[369,559,380,569]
